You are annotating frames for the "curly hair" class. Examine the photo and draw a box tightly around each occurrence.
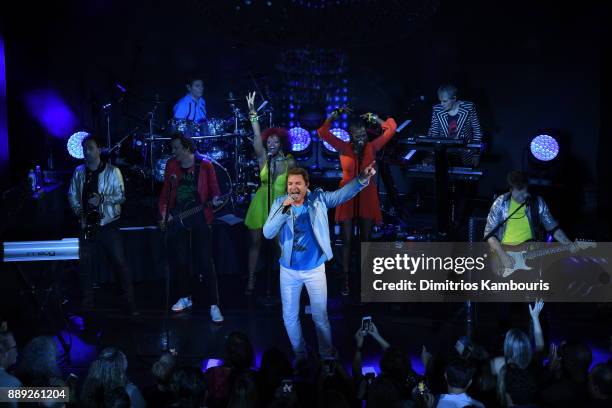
[261,127,291,153]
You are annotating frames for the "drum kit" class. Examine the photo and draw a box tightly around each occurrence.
[115,92,269,209]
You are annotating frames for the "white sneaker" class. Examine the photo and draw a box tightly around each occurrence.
[171,296,192,312]
[210,305,224,323]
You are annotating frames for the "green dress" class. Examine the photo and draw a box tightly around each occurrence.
[244,159,290,230]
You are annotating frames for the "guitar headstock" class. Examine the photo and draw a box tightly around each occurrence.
[575,239,597,250]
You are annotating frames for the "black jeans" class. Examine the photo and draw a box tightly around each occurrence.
[79,220,136,308]
[167,214,219,306]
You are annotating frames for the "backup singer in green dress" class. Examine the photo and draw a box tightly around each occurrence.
[244,91,296,294]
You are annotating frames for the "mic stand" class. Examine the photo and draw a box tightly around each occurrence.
[103,104,112,162]
[160,179,174,352]
[259,155,280,307]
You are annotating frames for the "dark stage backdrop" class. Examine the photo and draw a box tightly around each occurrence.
[1,0,604,236]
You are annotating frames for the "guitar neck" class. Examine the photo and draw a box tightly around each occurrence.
[178,194,229,219]
[524,244,573,260]
[180,205,204,219]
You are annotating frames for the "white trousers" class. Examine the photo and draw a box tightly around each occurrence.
[280,263,334,359]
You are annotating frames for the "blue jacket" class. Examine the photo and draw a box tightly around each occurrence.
[263,177,369,267]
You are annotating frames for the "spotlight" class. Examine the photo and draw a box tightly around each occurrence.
[288,127,311,152]
[323,128,350,152]
[530,134,559,161]
[67,131,89,159]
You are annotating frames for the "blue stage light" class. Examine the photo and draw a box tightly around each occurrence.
[530,134,559,161]
[288,127,311,152]
[67,131,89,159]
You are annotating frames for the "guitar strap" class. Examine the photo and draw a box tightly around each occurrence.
[483,195,527,242]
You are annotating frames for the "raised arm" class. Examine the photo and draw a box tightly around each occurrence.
[247,91,266,165]
[368,115,397,152]
[529,299,545,352]
[317,109,352,155]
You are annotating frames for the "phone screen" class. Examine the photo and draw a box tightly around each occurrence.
[362,316,372,332]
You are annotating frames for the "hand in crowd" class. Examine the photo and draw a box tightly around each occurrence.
[246,91,256,113]
[354,328,366,349]
[529,298,545,320]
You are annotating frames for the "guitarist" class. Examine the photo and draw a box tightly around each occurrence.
[484,170,575,274]
[159,134,224,323]
[68,134,137,315]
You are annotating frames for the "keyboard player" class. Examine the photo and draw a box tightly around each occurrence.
[427,84,483,166]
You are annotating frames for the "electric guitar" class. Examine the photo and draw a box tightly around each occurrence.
[165,193,231,230]
[491,240,597,278]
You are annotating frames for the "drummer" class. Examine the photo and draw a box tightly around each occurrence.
[173,76,207,124]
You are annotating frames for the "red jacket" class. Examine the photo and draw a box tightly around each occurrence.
[159,158,220,225]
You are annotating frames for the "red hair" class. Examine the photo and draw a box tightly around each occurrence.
[261,127,291,153]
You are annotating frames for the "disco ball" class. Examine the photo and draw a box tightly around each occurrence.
[530,134,559,161]
[67,131,90,159]
[288,127,311,151]
[323,128,350,152]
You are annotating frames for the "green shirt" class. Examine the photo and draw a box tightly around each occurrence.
[502,198,533,245]
[176,169,198,206]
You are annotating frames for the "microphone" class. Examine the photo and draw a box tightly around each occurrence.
[102,103,112,109]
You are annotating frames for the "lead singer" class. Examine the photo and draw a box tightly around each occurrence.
[263,163,377,365]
